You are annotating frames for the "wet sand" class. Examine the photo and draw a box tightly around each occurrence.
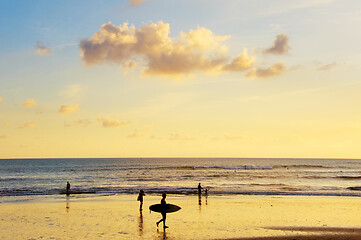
[1,195,361,239]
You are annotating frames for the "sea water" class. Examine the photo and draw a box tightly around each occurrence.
[1,158,361,202]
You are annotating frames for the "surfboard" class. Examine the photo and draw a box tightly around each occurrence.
[149,204,181,213]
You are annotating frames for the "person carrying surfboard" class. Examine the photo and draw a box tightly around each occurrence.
[156,192,168,229]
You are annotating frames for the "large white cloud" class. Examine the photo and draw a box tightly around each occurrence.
[79,22,256,76]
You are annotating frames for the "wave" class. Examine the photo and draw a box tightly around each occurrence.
[337,176,361,180]
[158,165,274,170]
[273,165,331,169]
[2,186,361,198]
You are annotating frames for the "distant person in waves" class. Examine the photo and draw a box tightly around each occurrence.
[198,183,203,195]
[137,190,145,211]
[156,192,168,229]
[66,181,71,192]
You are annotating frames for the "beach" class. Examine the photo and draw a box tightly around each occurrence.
[1,194,361,240]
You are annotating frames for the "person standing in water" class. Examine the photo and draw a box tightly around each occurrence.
[66,181,71,192]
[198,183,203,195]
[137,190,145,210]
[156,192,168,229]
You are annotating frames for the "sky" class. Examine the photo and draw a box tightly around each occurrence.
[1,0,361,159]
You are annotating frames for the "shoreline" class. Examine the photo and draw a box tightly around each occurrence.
[1,194,361,239]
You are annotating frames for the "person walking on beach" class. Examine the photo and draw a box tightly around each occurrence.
[156,192,168,229]
[137,190,145,210]
[198,183,203,195]
[66,181,71,192]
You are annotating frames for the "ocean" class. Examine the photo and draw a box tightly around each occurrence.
[1,158,361,202]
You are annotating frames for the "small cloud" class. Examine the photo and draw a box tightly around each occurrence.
[64,119,92,127]
[317,62,339,71]
[168,132,195,141]
[0,134,10,139]
[263,34,290,55]
[59,84,85,98]
[127,126,153,138]
[224,134,243,141]
[59,104,79,114]
[35,41,51,56]
[18,121,37,129]
[23,99,37,108]
[97,116,131,128]
[247,62,286,78]
[129,0,146,6]
[222,48,255,72]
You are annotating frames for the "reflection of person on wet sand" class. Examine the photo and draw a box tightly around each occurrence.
[156,192,168,229]
[198,183,203,195]
[138,211,143,236]
[137,190,145,210]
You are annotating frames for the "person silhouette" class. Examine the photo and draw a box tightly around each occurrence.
[156,192,168,229]
[137,190,145,210]
[198,183,203,195]
[66,181,71,192]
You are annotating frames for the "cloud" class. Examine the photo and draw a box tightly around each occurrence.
[168,132,195,141]
[223,48,255,72]
[129,0,145,6]
[247,62,286,78]
[18,122,37,129]
[224,134,243,141]
[35,41,51,56]
[23,99,37,108]
[59,104,79,114]
[127,126,153,138]
[0,134,9,139]
[97,117,132,128]
[64,119,92,127]
[79,21,257,76]
[59,84,85,98]
[317,62,339,71]
[263,34,290,55]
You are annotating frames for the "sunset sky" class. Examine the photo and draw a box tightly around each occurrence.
[1,0,361,158]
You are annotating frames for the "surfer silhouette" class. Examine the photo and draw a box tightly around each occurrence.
[137,190,145,210]
[156,192,168,229]
[198,183,203,195]
[66,181,71,192]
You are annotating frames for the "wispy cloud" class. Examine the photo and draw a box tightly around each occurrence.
[79,21,258,77]
[127,126,153,138]
[247,62,286,78]
[263,34,290,55]
[317,62,340,71]
[97,116,132,128]
[129,0,146,6]
[35,41,51,56]
[23,99,37,108]
[59,84,85,99]
[0,134,9,139]
[18,122,37,129]
[59,104,79,114]
[64,119,92,127]
[168,132,195,141]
